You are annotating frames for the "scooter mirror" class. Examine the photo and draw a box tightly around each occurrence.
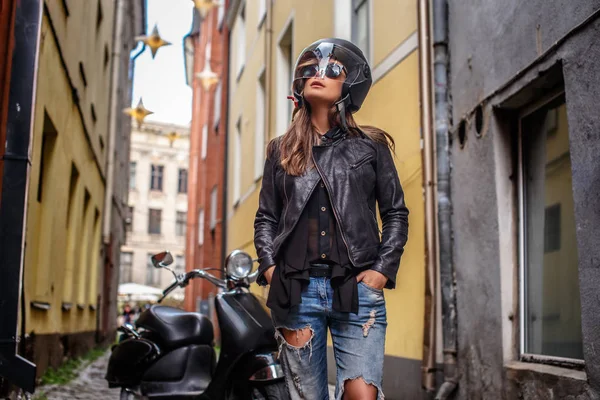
[151,251,174,269]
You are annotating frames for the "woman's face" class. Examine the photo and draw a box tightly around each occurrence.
[299,60,346,109]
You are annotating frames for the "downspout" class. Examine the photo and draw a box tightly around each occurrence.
[418,0,438,396]
[433,0,458,399]
[220,1,231,270]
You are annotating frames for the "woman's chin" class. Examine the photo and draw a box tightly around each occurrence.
[304,95,337,109]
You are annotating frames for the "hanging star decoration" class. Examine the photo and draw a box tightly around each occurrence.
[192,0,221,18]
[123,99,153,128]
[135,25,171,59]
[166,131,180,147]
[196,64,219,91]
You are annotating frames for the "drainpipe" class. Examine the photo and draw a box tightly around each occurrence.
[220,0,232,270]
[418,0,438,396]
[432,0,458,399]
[0,0,42,393]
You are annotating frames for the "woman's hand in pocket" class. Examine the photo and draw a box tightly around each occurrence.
[356,270,388,290]
[264,265,276,285]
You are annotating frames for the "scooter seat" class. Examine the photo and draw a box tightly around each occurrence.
[137,305,214,349]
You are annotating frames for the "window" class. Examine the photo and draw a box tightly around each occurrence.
[235,6,246,78]
[198,209,205,245]
[176,211,186,236]
[233,120,242,204]
[148,209,162,234]
[178,168,188,193]
[126,206,133,232]
[129,162,136,189]
[210,186,218,230]
[201,124,208,160]
[255,70,266,180]
[519,97,582,360]
[120,251,133,283]
[217,1,225,29]
[175,255,185,274]
[213,83,222,131]
[276,21,293,137]
[351,0,371,63]
[150,165,164,191]
[146,253,159,286]
[258,0,267,27]
[38,113,58,202]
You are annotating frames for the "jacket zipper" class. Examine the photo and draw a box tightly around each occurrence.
[312,153,357,266]
[368,207,382,235]
[350,154,374,169]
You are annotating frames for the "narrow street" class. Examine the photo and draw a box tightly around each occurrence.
[35,352,120,400]
[35,351,336,399]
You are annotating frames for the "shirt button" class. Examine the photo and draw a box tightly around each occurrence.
[321,253,327,259]
[321,207,326,212]
[321,231,326,236]
[320,183,324,188]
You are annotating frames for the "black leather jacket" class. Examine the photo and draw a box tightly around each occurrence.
[254,131,409,288]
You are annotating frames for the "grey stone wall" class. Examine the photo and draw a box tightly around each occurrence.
[447,1,600,398]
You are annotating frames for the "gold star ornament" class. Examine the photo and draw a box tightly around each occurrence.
[196,65,219,91]
[135,25,171,59]
[192,0,221,19]
[123,99,153,128]
[166,131,180,147]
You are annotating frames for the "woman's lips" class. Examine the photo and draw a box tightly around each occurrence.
[310,81,325,88]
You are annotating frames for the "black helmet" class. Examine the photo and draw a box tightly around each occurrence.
[292,38,372,114]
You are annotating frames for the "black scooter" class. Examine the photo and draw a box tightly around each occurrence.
[105,250,288,400]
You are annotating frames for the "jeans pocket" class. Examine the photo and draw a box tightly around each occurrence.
[359,281,384,294]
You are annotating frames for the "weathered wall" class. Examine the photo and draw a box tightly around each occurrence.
[448,0,600,398]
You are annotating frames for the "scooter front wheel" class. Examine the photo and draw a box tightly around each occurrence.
[250,380,289,400]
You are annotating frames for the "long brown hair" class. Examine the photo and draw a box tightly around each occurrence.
[268,102,396,176]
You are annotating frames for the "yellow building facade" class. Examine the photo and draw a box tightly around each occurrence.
[23,0,118,377]
[225,1,424,397]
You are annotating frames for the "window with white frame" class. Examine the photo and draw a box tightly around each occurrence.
[119,251,133,283]
[233,120,242,204]
[258,0,267,27]
[175,255,185,274]
[198,209,205,245]
[518,96,583,361]
[276,21,293,137]
[148,209,162,234]
[129,161,136,190]
[351,0,371,63]
[202,124,208,160]
[176,211,186,236]
[150,164,164,191]
[146,252,159,286]
[213,82,222,131]
[255,70,266,180]
[178,168,188,193]
[217,1,225,29]
[210,186,218,231]
[235,6,246,78]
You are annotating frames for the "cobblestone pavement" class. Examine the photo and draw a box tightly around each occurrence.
[34,351,336,399]
[35,352,119,400]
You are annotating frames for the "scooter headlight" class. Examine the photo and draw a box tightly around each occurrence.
[226,250,253,279]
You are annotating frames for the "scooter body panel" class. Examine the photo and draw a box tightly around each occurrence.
[106,338,160,388]
[140,344,216,399]
[200,291,280,398]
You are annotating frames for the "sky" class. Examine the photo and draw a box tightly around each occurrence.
[131,0,194,127]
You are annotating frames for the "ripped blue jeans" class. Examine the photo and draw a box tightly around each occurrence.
[272,277,387,400]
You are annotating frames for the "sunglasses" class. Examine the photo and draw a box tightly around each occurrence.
[298,63,346,80]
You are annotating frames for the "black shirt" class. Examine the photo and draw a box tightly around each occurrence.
[266,128,360,319]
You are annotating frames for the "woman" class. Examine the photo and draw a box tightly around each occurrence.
[254,38,409,400]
